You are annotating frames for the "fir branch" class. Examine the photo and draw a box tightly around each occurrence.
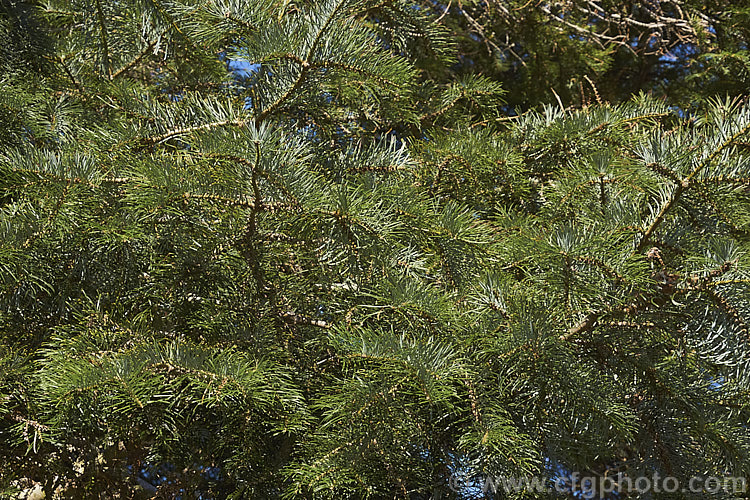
[646,162,681,183]
[94,0,111,76]
[111,41,158,80]
[694,175,750,186]
[687,120,750,183]
[254,62,310,123]
[143,118,248,145]
[704,289,749,338]
[636,179,688,253]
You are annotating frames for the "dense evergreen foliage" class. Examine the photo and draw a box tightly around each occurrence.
[1,0,749,498]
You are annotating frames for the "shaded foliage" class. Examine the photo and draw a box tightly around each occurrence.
[0,0,749,498]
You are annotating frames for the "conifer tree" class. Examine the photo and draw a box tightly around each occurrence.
[427,0,750,110]
[0,0,749,498]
